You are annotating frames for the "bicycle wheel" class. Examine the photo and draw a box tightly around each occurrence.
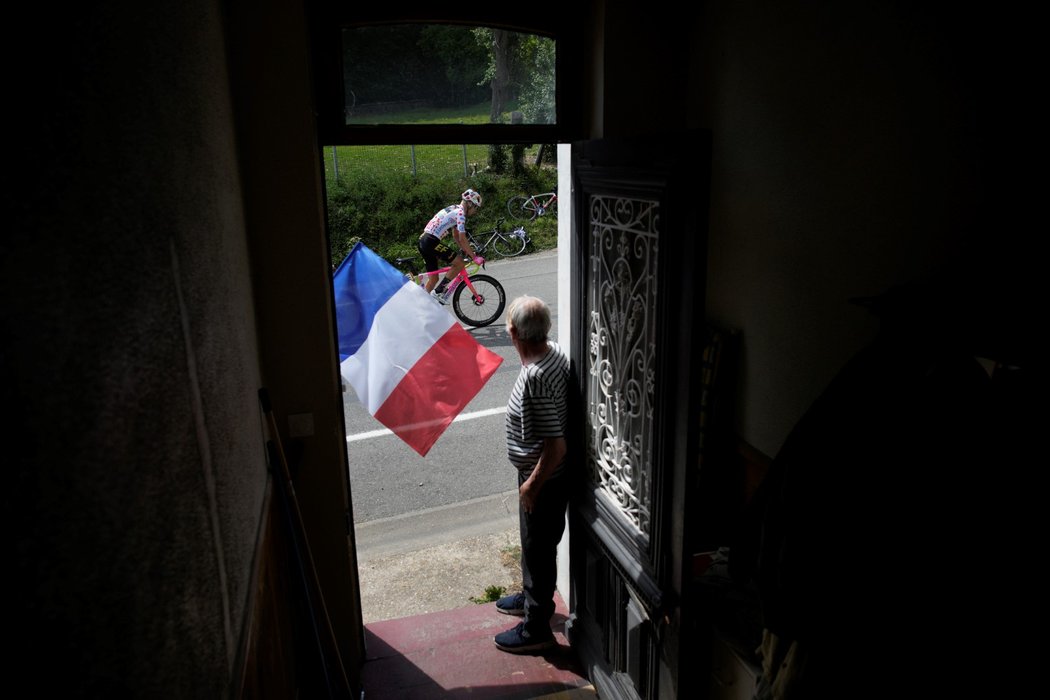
[452,274,506,327]
[506,195,531,221]
[492,230,527,257]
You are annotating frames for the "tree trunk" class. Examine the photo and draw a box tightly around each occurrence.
[489,29,512,123]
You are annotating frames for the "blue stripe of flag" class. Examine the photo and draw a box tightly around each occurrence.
[333,242,412,360]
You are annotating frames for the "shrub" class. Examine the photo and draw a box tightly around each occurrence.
[487,144,508,174]
[326,161,557,266]
[469,585,506,604]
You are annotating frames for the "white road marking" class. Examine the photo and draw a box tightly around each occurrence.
[346,406,507,442]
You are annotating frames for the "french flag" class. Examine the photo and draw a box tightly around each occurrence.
[333,242,503,456]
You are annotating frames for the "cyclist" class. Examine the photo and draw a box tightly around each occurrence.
[418,188,485,302]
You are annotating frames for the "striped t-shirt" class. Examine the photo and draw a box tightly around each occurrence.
[505,341,569,478]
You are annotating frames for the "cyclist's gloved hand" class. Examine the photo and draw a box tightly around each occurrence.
[473,255,485,265]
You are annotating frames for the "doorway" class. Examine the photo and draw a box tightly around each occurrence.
[324,142,563,625]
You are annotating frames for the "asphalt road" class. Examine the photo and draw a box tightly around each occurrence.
[342,249,560,524]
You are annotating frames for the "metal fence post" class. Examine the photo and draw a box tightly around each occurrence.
[462,144,468,177]
[332,146,339,180]
[410,145,417,176]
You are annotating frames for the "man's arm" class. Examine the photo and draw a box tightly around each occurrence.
[452,228,475,258]
[519,435,567,513]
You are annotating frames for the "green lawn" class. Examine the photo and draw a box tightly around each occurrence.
[324,101,542,181]
[345,100,496,125]
[322,100,558,263]
[324,144,497,181]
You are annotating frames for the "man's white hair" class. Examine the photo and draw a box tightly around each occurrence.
[507,295,550,343]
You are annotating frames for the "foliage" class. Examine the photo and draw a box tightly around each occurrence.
[418,25,489,107]
[510,144,527,177]
[472,28,555,125]
[488,144,509,173]
[325,157,557,268]
[469,585,506,605]
[518,38,556,125]
[471,29,499,88]
[342,25,489,112]
[340,24,553,126]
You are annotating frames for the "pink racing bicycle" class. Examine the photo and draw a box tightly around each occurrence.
[393,252,506,328]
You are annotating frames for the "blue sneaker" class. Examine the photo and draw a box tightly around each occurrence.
[494,622,555,654]
[495,591,525,616]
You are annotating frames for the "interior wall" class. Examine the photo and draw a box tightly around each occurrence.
[598,2,695,138]
[226,0,364,677]
[7,1,268,695]
[688,0,1024,456]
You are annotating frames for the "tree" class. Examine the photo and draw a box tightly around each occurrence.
[343,24,491,113]
[343,25,432,104]
[476,28,521,123]
[418,25,489,107]
[517,37,556,125]
[473,29,555,126]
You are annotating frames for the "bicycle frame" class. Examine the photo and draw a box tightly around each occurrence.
[508,191,557,221]
[528,191,557,214]
[466,218,531,256]
[404,258,485,299]
[469,225,525,249]
[392,251,507,327]
[469,228,504,251]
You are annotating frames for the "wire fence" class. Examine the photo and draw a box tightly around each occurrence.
[323,144,547,182]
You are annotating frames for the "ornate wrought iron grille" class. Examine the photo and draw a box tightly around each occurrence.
[585,195,659,536]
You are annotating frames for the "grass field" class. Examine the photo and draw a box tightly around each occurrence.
[322,100,558,263]
[323,101,543,182]
[345,100,496,125]
[324,144,502,182]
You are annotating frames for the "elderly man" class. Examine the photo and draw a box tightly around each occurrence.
[493,295,571,654]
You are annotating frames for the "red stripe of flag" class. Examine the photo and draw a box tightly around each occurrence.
[373,323,504,456]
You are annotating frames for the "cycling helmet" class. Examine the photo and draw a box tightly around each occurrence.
[461,188,483,208]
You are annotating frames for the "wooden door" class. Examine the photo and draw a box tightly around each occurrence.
[565,133,711,700]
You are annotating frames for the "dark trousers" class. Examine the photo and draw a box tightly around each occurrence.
[418,233,453,273]
[518,471,570,633]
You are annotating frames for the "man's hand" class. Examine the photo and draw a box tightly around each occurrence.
[519,436,566,514]
[519,475,540,514]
